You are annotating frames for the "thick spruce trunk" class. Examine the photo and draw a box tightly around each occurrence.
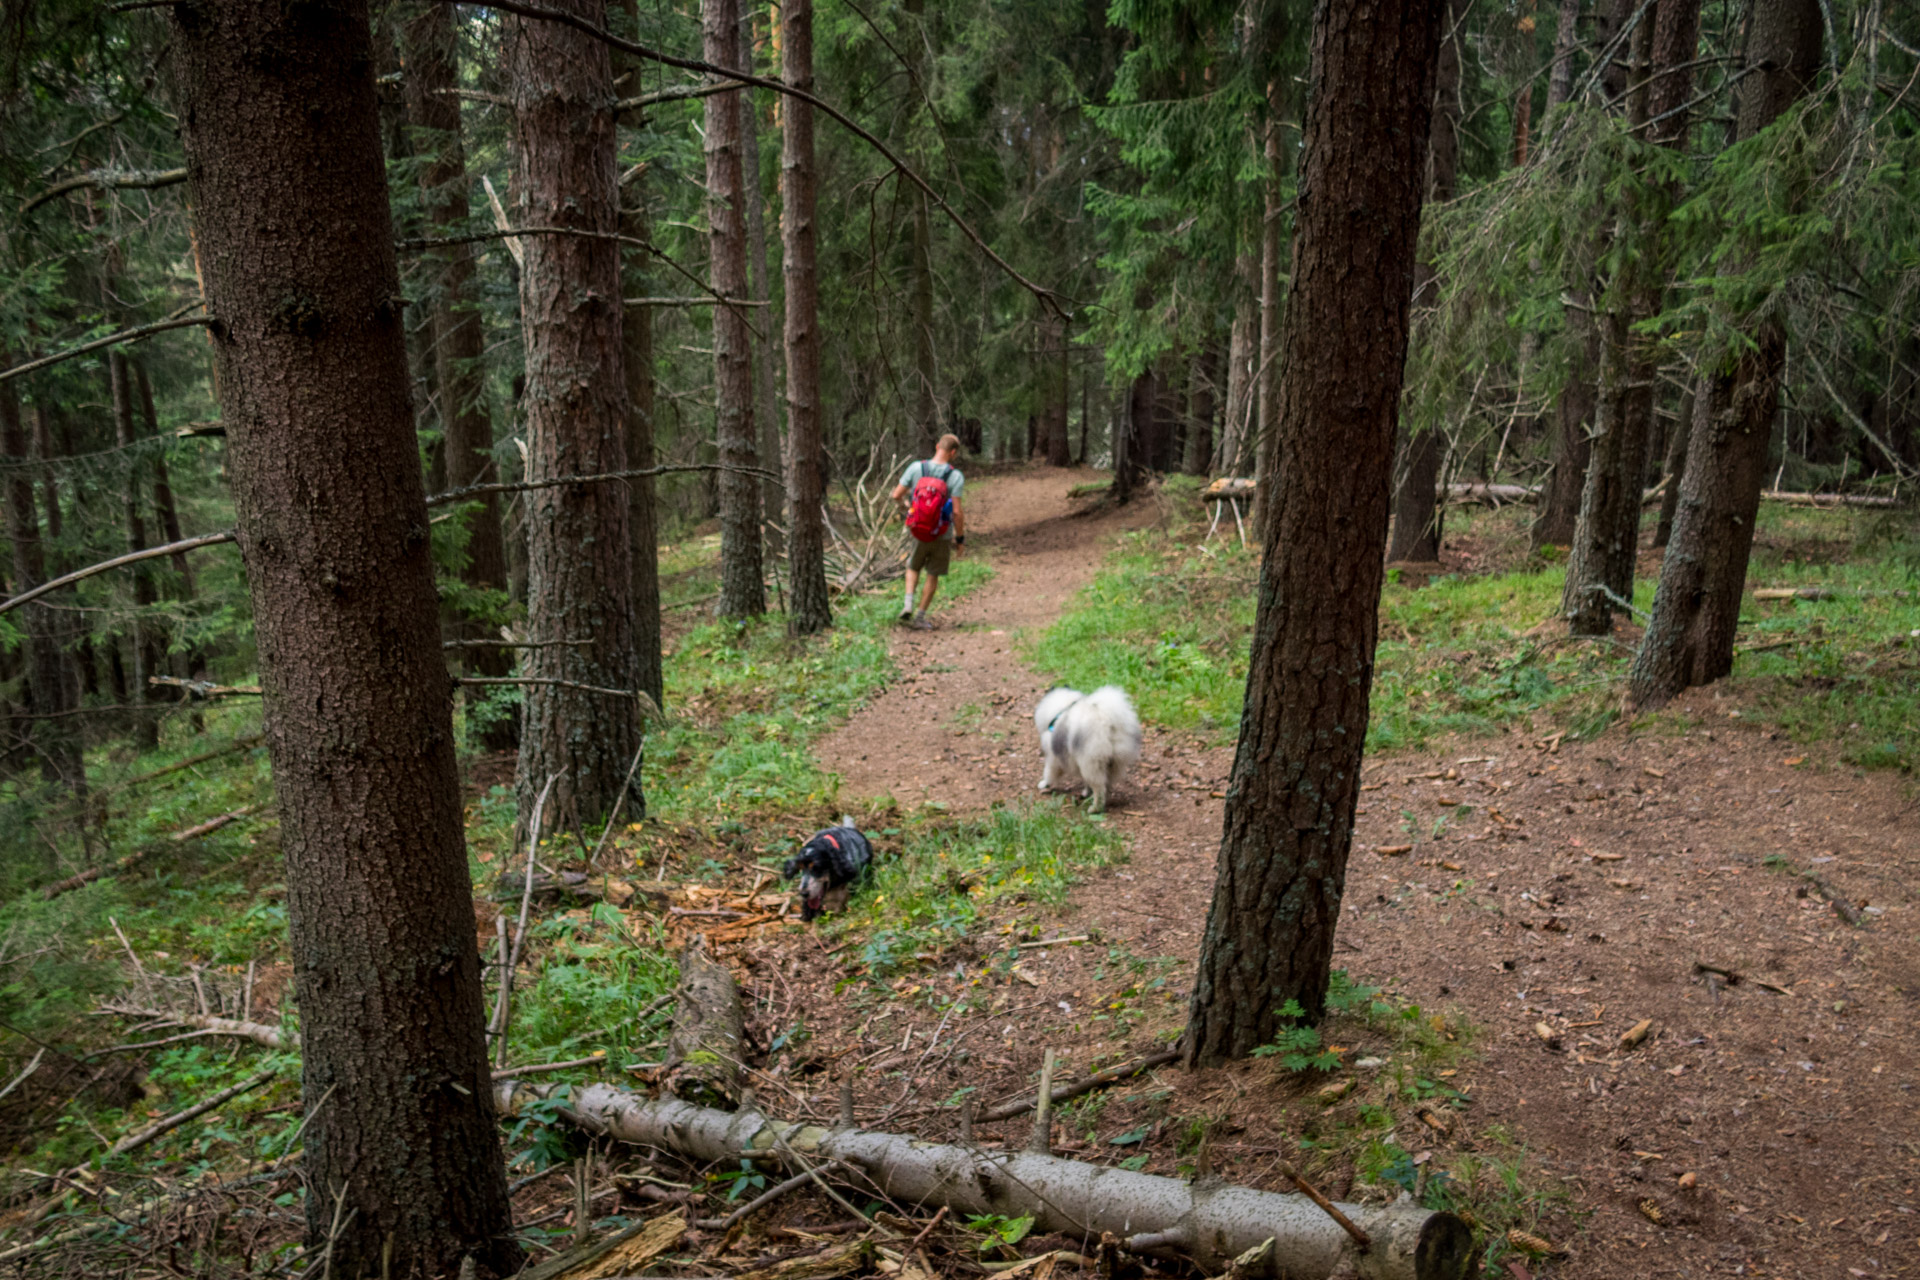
[615,0,665,707]
[1386,0,1461,566]
[1186,0,1443,1063]
[1629,0,1823,706]
[163,2,515,1273]
[400,0,517,750]
[705,0,766,617]
[509,0,642,831]
[781,0,832,635]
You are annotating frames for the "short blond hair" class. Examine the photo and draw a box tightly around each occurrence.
[936,433,962,457]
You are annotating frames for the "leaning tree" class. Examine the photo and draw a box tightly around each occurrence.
[1185,0,1446,1063]
[164,0,516,1272]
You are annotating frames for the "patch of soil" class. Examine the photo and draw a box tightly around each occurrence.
[790,471,1920,1278]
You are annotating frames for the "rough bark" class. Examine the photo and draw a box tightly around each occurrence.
[400,0,516,750]
[1186,0,1443,1063]
[662,940,745,1108]
[509,0,642,832]
[615,1,665,707]
[1546,0,1580,111]
[492,1085,1472,1280]
[706,0,766,617]
[1,375,86,801]
[1629,0,1823,707]
[163,3,515,1273]
[1386,0,1461,567]
[780,0,832,635]
[1387,428,1445,562]
[109,351,162,749]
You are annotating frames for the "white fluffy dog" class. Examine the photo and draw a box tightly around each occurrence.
[1034,685,1141,814]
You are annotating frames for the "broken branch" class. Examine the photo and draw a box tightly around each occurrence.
[975,1049,1181,1124]
[109,1070,275,1158]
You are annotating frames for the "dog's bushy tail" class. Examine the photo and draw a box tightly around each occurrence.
[1085,686,1142,788]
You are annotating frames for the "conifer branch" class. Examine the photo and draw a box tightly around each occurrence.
[441,0,1065,317]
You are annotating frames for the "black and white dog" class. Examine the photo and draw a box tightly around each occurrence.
[781,817,872,921]
[1034,685,1142,815]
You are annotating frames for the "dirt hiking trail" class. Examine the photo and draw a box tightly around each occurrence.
[813,468,1920,1280]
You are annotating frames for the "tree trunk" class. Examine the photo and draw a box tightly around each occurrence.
[400,0,517,750]
[1629,0,1823,707]
[661,940,745,1108]
[737,14,786,539]
[164,3,515,1273]
[1184,344,1217,476]
[1249,96,1285,541]
[134,362,198,600]
[1,373,87,802]
[1546,0,1580,110]
[1531,328,1595,549]
[1526,0,1592,552]
[615,1,665,707]
[1386,0,1461,567]
[1115,371,1149,505]
[109,351,162,749]
[509,0,642,832]
[1041,309,1071,466]
[780,0,832,635]
[1652,380,1693,548]
[1387,428,1445,562]
[1562,1,1698,633]
[706,0,766,618]
[1185,0,1443,1064]
[1220,258,1256,474]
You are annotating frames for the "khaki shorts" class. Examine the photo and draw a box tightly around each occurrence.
[908,536,952,576]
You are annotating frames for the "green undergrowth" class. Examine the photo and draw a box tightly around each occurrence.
[1029,502,1919,771]
[0,529,1002,1182]
[642,555,993,820]
[811,798,1128,977]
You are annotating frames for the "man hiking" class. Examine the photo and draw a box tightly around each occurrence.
[892,433,967,629]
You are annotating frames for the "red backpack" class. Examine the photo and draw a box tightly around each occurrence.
[903,461,955,542]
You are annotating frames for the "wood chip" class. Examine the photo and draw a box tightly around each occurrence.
[1375,844,1414,857]
[1590,852,1626,863]
[1533,1022,1559,1047]
[1619,1019,1653,1049]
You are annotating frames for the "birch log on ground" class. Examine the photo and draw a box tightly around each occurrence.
[661,938,744,1108]
[490,1083,1472,1280]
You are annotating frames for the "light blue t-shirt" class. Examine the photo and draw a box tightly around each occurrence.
[899,459,965,501]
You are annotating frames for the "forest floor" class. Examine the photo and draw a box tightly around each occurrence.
[772,468,1920,1280]
[9,468,1919,1280]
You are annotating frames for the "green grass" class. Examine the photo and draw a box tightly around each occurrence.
[644,554,993,819]
[1028,504,1920,770]
[815,798,1128,976]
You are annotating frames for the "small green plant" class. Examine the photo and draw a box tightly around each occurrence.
[964,1213,1034,1252]
[1252,999,1343,1072]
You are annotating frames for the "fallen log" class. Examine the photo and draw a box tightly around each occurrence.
[662,937,745,1108]
[491,1082,1471,1280]
[98,1005,298,1051]
[1760,489,1902,508]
